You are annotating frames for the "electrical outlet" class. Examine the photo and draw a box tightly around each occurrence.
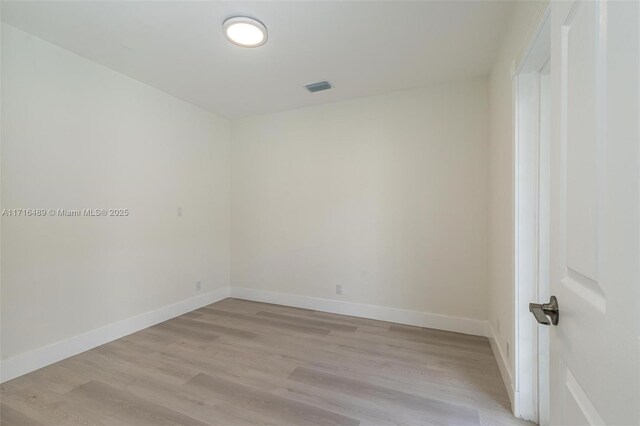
[195,280,202,291]
[335,284,343,295]
[178,207,183,217]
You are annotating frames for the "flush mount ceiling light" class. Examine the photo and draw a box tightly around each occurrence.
[223,16,268,48]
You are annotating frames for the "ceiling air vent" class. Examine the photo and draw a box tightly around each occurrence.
[305,81,332,93]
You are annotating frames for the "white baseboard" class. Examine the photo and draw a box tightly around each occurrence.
[1,286,493,384]
[488,323,515,411]
[0,287,230,383]
[229,287,488,337]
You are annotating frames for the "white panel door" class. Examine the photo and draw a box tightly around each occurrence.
[549,0,639,425]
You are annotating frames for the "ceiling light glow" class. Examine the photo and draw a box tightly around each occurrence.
[223,17,267,47]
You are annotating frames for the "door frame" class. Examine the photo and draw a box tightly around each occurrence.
[513,4,551,423]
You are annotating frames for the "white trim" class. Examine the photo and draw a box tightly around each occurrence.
[1,286,492,384]
[513,4,551,423]
[229,287,488,337]
[514,70,542,423]
[514,1,551,74]
[0,287,230,383]
[488,324,515,408]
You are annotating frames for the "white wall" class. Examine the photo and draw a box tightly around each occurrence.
[1,25,230,362]
[487,0,547,397]
[231,78,490,322]
[1,15,518,381]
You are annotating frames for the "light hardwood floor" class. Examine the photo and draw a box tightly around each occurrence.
[0,298,531,426]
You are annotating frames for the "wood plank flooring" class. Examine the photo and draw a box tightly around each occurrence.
[0,298,532,425]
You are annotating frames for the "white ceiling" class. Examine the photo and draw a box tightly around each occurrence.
[2,1,513,119]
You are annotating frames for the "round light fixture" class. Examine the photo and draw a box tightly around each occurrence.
[223,16,268,48]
